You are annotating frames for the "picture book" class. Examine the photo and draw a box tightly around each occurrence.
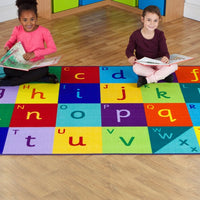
[136,54,193,66]
[0,42,61,71]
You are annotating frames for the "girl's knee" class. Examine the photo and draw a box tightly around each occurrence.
[133,63,142,74]
[132,65,137,74]
[171,64,178,71]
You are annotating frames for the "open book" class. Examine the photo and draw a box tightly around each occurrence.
[0,42,61,71]
[136,54,193,66]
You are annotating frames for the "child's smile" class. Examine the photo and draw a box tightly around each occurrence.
[19,10,38,32]
[141,12,160,32]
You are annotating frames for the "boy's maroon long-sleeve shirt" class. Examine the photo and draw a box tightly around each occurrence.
[126,29,170,59]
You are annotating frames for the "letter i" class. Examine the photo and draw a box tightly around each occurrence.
[77,89,83,99]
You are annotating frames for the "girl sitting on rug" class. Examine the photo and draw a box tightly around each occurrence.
[0,0,58,86]
[126,5,178,87]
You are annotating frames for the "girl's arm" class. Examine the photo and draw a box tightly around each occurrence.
[161,56,169,63]
[125,33,136,59]
[33,29,57,58]
[128,56,137,65]
[4,27,18,50]
[159,31,170,59]
[4,46,9,54]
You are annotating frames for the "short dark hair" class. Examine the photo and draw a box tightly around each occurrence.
[142,5,161,19]
[16,0,38,18]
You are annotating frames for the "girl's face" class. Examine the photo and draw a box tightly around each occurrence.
[19,10,38,32]
[141,12,160,32]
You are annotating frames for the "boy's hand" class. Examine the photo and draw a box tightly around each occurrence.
[128,56,137,65]
[23,52,35,61]
[161,56,169,64]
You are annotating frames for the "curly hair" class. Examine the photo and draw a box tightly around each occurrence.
[16,0,38,18]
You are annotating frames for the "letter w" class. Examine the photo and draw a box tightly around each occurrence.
[158,133,173,140]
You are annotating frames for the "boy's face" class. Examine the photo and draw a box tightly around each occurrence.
[19,10,38,32]
[141,12,160,32]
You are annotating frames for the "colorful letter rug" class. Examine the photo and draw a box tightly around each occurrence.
[0,66,200,155]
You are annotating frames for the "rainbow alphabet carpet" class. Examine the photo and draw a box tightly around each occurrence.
[0,66,200,155]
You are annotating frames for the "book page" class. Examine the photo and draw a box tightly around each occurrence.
[168,54,193,65]
[0,42,61,71]
[136,54,193,66]
[136,57,164,65]
[29,56,61,69]
[0,42,27,64]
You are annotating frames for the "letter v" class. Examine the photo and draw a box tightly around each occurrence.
[107,129,114,134]
[119,137,135,146]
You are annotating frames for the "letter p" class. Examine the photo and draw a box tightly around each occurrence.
[116,109,130,123]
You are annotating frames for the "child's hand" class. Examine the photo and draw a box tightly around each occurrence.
[23,52,35,61]
[128,56,137,65]
[161,56,169,64]
[4,46,9,54]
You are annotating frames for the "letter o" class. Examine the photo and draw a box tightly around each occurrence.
[71,111,85,119]
[60,105,68,110]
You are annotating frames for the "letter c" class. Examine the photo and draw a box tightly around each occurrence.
[75,73,85,80]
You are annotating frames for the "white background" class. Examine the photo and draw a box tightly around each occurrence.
[0,0,17,22]
[184,0,200,21]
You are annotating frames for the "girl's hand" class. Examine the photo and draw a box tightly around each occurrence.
[23,52,35,61]
[161,56,169,64]
[4,46,9,54]
[128,56,137,65]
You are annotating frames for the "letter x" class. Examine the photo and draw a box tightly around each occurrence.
[179,139,189,146]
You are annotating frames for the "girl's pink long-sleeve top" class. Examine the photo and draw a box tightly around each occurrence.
[4,25,57,62]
